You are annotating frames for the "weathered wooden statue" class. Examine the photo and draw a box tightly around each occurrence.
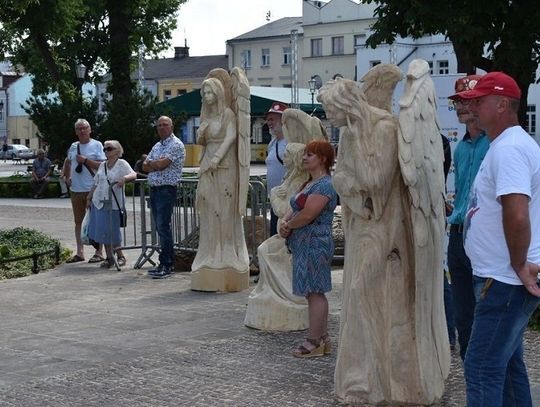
[244,109,327,330]
[191,67,251,292]
[317,60,449,405]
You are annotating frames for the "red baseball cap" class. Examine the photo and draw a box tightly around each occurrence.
[448,75,482,100]
[455,71,521,100]
[266,102,288,116]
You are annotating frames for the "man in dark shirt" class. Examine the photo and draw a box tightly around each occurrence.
[30,149,52,198]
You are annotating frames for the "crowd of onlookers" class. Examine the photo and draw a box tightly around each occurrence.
[17,70,540,405]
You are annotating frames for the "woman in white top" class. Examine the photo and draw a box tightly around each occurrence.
[87,140,136,268]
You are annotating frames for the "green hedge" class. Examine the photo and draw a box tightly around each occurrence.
[0,227,71,279]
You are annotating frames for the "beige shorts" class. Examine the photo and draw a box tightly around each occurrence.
[70,191,89,225]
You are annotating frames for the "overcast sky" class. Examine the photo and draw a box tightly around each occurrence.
[169,0,303,56]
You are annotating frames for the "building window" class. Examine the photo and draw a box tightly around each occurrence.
[282,84,292,88]
[177,89,187,96]
[311,38,322,57]
[163,89,172,100]
[261,48,270,66]
[428,61,434,75]
[437,60,449,74]
[241,49,251,69]
[369,60,381,68]
[354,34,365,54]
[283,47,291,65]
[0,111,3,122]
[332,36,344,55]
[13,138,20,145]
[526,105,536,135]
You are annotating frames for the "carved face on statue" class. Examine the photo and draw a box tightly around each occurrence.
[202,84,217,105]
[324,104,347,127]
[284,143,306,171]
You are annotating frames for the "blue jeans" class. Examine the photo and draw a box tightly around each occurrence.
[150,185,177,267]
[447,228,476,360]
[464,276,540,407]
[443,271,456,346]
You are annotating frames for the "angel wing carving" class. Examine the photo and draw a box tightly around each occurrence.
[281,109,327,145]
[360,64,402,113]
[230,67,251,214]
[397,59,445,247]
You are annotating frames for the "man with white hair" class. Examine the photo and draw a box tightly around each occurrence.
[62,118,105,263]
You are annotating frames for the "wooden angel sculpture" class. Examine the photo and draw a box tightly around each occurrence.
[317,60,449,406]
[244,109,327,331]
[191,67,251,292]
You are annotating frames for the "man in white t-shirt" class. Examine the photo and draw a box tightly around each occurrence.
[458,72,540,406]
[62,119,106,263]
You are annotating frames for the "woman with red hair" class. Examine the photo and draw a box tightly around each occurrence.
[279,139,337,357]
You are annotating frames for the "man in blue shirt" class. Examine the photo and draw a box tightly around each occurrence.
[30,149,51,199]
[447,75,490,360]
[265,102,288,236]
[143,116,185,279]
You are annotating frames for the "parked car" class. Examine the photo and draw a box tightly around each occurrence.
[0,144,34,160]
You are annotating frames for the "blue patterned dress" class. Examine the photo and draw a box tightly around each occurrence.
[287,175,337,296]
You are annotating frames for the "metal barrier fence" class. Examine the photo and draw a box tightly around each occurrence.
[118,178,269,270]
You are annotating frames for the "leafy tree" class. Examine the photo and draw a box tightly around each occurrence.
[0,0,185,160]
[100,91,161,164]
[23,93,103,161]
[362,0,540,123]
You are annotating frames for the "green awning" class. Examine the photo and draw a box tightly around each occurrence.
[158,88,324,117]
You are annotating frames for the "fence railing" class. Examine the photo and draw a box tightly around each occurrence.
[0,243,61,273]
[118,178,270,270]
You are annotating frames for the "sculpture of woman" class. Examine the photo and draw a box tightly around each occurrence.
[317,62,449,405]
[244,143,310,331]
[191,68,251,292]
[244,109,328,331]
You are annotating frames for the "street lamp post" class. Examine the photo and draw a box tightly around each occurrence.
[308,76,316,110]
[75,62,86,91]
[0,100,4,142]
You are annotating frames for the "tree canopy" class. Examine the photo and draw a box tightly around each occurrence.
[362,0,540,121]
[0,0,186,162]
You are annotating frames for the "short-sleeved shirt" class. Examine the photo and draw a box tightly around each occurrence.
[447,132,489,225]
[92,159,135,210]
[33,157,52,178]
[464,126,540,285]
[147,134,185,187]
[266,137,287,196]
[67,139,106,192]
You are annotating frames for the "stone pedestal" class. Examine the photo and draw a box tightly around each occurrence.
[191,267,249,292]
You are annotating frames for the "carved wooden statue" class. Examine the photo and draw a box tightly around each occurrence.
[244,109,327,330]
[317,60,449,405]
[191,67,251,292]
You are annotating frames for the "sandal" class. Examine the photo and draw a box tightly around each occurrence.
[66,254,85,263]
[88,254,105,263]
[292,338,325,358]
[117,256,127,267]
[99,258,114,268]
[321,333,331,355]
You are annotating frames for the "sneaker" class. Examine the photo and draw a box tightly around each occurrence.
[59,193,69,198]
[151,266,173,279]
[147,264,163,276]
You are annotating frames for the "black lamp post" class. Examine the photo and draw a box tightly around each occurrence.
[75,62,86,90]
[308,76,317,109]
